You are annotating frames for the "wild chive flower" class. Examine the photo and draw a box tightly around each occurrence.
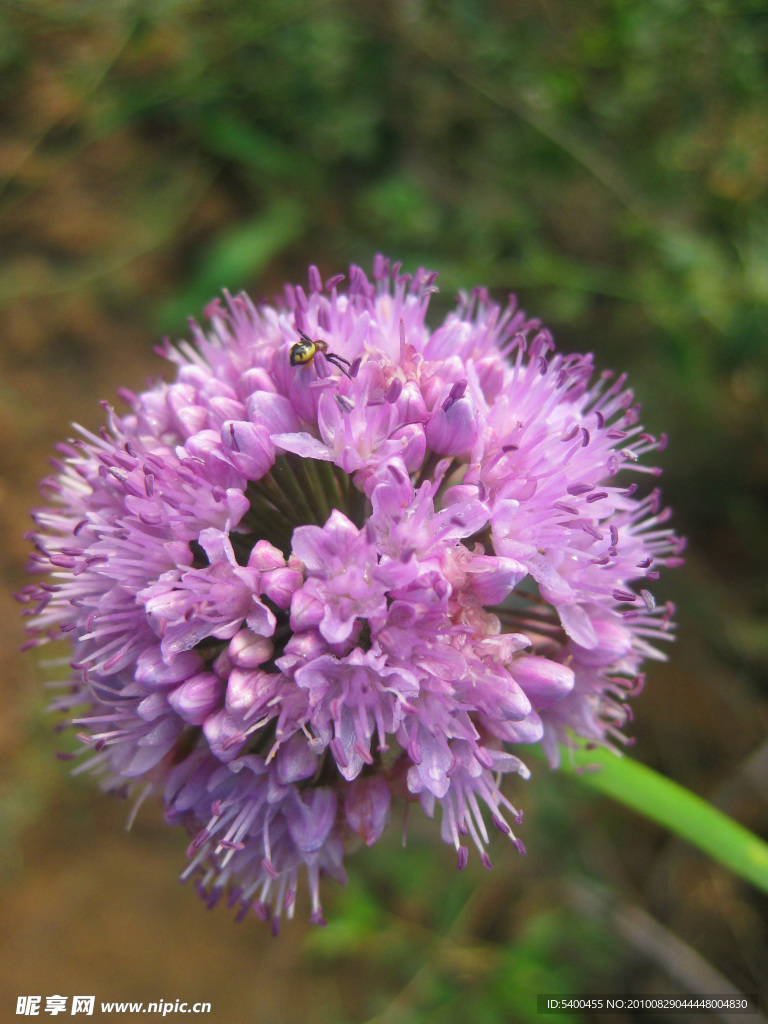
[21,257,683,930]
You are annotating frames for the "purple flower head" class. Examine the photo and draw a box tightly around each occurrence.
[21,258,683,927]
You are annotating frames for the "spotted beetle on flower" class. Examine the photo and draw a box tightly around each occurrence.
[20,256,683,931]
[289,328,353,379]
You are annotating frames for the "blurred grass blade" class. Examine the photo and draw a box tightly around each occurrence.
[197,114,308,180]
[557,744,768,895]
[157,199,305,330]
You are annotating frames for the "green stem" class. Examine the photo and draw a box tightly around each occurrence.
[537,741,768,896]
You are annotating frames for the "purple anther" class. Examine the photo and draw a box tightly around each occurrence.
[261,857,280,880]
[442,379,468,411]
[293,285,308,312]
[206,886,223,909]
[187,829,210,857]
[218,839,246,851]
[385,377,403,404]
[308,265,323,293]
[373,254,389,280]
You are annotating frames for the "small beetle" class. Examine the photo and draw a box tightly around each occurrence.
[290,329,352,379]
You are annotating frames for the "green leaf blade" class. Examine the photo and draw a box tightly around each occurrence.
[553,744,768,895]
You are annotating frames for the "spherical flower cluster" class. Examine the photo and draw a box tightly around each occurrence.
[21,257,683,930]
